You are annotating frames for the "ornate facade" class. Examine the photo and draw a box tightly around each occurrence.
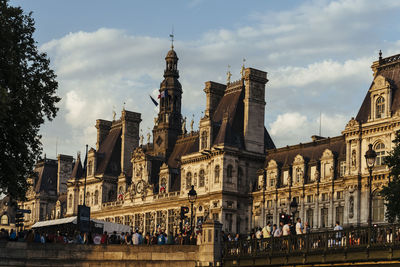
[253,52,400,229]
[13,49,400,234]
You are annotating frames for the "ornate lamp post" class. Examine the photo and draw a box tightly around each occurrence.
[188,185,197,233]
[290,197,298,225]
[365,144,377,229]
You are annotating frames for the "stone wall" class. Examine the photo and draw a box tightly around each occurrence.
[0,242,200,267]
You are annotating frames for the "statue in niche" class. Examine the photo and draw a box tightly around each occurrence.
[182,117,187,135]
[349,195,354,218]
[351,150,357,168]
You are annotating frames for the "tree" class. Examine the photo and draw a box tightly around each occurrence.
[380,130,400,223]
[0,0,60,200]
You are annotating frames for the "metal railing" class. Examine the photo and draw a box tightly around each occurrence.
[224,224,400,258]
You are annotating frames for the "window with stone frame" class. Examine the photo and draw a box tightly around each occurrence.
[306,209,313,227]
[321,193,329,202]
[295,167,302,183]
[336,191,343,200]
[307,195,314,203]
[339,161,346,177]
[375,142,386,166]
[134,214,142,231]
[199,169,205,187]
[336,206,344,226]
[321,208,328,228]
[186,172,192,189]
[376,96,385,119]
[201,131,208,149]
[86,192,90,206]
[372,193,385,222]
[145,212,152,234]
[214,165,220,183]
[227,164,233,183]
[94,190,99,205]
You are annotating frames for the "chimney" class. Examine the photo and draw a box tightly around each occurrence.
[204,81,226,117]
[243,68,268,154]
[121,110,141,174]
[95,119,112,150]
[57,154,73,195]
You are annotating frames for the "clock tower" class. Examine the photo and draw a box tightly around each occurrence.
[152,46,183,160]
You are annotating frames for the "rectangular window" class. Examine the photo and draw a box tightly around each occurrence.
[337,191,343,200]
[307,195,314,203]
[321,193,328,202]
[340,161,346,177]
[336,206,344,226]
[267,200,273,208]
[212,213,219,221]
[321,208,328,228]
[283,171,288,185]
[306,209,313,228]
[280,198,286,207]
[134,214,142,231]
[168,209,176,235]
[270,178,275,187]
[145,212,151,234]
[294,196,300,205]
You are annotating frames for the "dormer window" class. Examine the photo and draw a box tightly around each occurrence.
[201,131,208,149]
[376,97,385,119]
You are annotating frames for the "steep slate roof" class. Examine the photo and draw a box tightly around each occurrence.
[33,159,58,193]
[95,127,122,175]
[356,53,400,123]
[71,156,83,180]
[212,84,245,148]
[168,134,199,169]
[264,136,346,168]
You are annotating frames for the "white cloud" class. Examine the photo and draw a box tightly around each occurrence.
[38,0,400,157]
[269,112,348,147]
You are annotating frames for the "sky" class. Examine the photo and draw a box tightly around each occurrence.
[10,0,400,159]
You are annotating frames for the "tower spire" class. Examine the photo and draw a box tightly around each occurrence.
[169,27,174,49]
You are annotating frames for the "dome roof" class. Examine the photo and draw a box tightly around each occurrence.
[166,48,178,59]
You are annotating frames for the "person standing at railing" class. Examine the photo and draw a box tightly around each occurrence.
[334,221,343,246]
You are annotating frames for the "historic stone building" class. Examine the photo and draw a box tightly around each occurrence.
[64,45,275,235]
[16,155,74,228]
[253,52,400,229]
[12,48,400,234]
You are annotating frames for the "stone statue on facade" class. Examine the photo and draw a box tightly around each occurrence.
[140,134,144,146]
[190,115,194,132]
[147,132,151,144]
[182,117,187,135]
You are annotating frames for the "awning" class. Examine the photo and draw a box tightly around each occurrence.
[31,216,77,228]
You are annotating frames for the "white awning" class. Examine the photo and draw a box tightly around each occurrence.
[31,216,77,228]
[91,218,130,234]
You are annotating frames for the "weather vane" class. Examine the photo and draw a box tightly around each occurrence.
[169,26,174,49]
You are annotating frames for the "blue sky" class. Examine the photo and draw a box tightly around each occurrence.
[10,0,400,159]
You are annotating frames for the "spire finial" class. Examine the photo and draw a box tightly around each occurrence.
[169,26,174,49]
[379,50,382,60]
[240,58,246,77]
[227,65,232,84]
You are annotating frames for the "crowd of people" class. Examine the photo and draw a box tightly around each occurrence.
[0,228,200,246]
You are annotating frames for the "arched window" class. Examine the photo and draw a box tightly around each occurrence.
[201,131,208,149]
[214,165,220,184]
[372,193,384,222]
[88,160,93,176]
[1,215,9,225]
[375,142,386,166]
[376,97,385,119]
[199,169,205,187]
[68,194,72,208]
[94,190,99,205]
[186,172,192,190]
[227,165,233,183]
[238,167,243,188]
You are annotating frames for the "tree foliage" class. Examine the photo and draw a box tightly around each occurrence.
[0,0,60,200]
[380,130,400,223]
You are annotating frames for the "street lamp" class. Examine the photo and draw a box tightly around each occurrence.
[188,185,197,234]
[365,144,377,229]
[290,197,298,225]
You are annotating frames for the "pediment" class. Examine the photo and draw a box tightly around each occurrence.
[371,75,390,91]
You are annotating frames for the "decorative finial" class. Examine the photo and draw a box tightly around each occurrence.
[190,114,194,132]
[226,65,232,84]
[169,26,174,49]
[112,105,116,121]
[240,58,246,77]
[379,50,382,60]
[123,102,126,111]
